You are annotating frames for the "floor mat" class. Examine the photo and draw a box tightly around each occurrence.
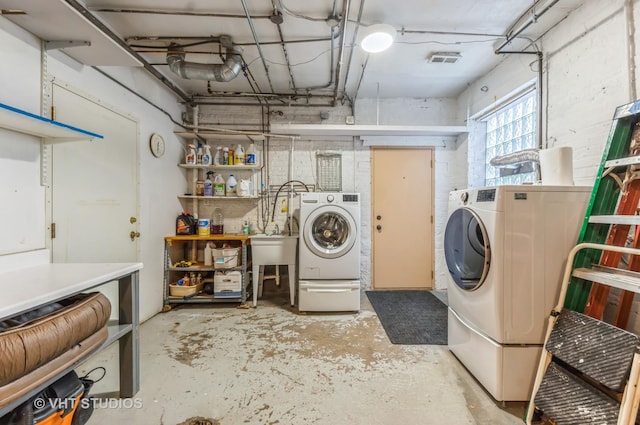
[365,290,447,345]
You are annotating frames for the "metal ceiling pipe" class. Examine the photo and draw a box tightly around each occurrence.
[342,0,366,106]
[332,0,351,105]
[295,1,340,92]
[240,0,276,93]
[166,37,243,82]
[494,0,560,53]
[62,0,192,104]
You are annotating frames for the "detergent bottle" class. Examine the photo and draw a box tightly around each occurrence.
[185,144,197,165]
[246,142,257,165]
[214,146,222,165]
[203,171,213,197]
[204,242,213,266]
[222,147,229,165]
[196,143,203,164]
[213,173,226,196]
[226,174,237,196]
[234,144,245,165]
[202,145,212,166]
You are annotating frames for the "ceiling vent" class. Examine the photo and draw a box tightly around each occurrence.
[428,52,462,64]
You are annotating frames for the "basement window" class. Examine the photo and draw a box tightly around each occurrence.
[483,89,537,186]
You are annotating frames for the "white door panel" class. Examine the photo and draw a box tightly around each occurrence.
[50,84,138,316]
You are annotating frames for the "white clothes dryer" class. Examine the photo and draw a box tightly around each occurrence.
[444,185,591,401]
[298,192,361,312]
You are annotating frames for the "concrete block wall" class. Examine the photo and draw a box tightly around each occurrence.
[197,97,462,290]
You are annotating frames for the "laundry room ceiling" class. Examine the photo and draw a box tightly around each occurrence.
[0,0,584,106]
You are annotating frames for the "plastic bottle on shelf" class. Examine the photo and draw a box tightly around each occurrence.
[214,146,222,165]
[196,143,203,164]
[204,242,213,266]
[234,144,245,165]
[212,208,224,234]
[203,171,213,197]
[229,146,235,165]
[185,144,197,165]
[202,145,212,166]
[195,179,205,196]
[246,142,257,165]
[226,173,237,196]
[213,173,226,196]
[223,147,229,165]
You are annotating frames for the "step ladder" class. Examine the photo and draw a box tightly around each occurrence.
[526,243,640,424]
[566,99,640,321]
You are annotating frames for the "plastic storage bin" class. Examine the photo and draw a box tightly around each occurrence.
[169,282,203,297]
[213,248,240,269]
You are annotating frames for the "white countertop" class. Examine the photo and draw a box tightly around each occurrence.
[0,262,143,319]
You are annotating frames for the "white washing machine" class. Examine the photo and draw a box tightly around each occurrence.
[444,185,591,401]
[298,192,361,312]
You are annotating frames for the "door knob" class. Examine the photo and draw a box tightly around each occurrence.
[376,225,382,231]
[129,231,141,241]
[376,215,382,220]
[130,217,137,224]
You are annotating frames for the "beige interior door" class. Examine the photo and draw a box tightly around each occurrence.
[372,148,434,289]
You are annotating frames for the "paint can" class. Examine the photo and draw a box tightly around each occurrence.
[198,218,211,236]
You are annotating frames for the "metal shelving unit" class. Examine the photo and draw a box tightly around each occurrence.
[162,235,250,310]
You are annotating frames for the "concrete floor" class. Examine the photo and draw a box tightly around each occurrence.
[79,286,526,425]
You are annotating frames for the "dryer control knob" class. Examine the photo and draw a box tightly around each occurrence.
[460,192,469,203]
[326,194,334,202]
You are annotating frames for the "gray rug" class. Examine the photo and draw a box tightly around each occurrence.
[365,290,447,345]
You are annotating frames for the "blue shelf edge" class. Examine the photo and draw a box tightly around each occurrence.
[0,103,104,139]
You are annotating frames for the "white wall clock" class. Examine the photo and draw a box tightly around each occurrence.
[149,133,165,158]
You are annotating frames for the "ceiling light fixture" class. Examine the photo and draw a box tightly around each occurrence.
[360,23,396,53]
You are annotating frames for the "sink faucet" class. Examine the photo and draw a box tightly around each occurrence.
[273,223,280,235]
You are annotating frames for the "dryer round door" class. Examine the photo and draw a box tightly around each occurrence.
[444,207,491,291]
[303,205,357,259]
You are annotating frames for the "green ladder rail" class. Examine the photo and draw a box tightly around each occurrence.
[565,99,640,312]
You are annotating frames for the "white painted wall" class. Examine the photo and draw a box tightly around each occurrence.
[5,0,638,316]
[450,0,640,329]
[0,18,185,322]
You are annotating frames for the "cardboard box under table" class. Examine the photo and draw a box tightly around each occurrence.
[214,271,242,298]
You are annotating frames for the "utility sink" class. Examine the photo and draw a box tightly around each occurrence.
[249,234,298,307]
[249,234,298,264]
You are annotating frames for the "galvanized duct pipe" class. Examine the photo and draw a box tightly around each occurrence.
[489,148,540,166]
[166,38,243,82]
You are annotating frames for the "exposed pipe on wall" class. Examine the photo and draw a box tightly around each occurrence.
[494,0,560,53]
[498,51,544,149]
[626,0,637,101]
[295,27,337,91]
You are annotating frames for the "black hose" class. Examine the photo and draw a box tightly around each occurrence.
[270,180,310,222]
